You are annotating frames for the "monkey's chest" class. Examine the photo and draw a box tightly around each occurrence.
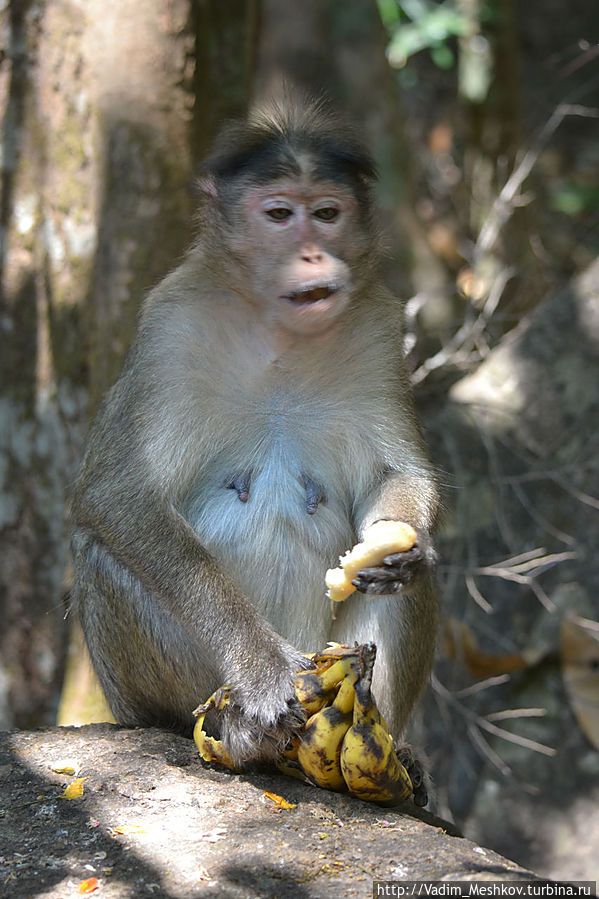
[182,427,359,622]
[184,437,354,553]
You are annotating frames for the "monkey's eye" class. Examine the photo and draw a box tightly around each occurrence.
[314,207,339,222]
[266,207,292,222]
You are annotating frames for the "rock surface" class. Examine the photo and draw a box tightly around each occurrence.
[0,724,556,898]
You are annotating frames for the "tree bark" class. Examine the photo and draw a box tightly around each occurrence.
[0,0,256,728]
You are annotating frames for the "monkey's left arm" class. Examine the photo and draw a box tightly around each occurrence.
[352,468,439,595]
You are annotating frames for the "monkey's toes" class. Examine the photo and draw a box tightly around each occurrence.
[220,699,306,767]
[397,744,429,807]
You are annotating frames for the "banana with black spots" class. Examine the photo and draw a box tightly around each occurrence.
[296,659,359,790]
[340,643,413,805]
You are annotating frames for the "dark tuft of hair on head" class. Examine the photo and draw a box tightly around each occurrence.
[201,95,378,220]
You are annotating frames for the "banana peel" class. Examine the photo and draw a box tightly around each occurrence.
[192,686,237,770]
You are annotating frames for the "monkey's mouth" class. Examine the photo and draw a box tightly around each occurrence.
[283,283,340,305]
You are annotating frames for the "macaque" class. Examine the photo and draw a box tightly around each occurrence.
[71,97,439,769]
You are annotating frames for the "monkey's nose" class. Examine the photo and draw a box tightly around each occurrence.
[301,245,323,264]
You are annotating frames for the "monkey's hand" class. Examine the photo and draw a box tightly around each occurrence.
[351,527,435,596]
[217,643,309,768]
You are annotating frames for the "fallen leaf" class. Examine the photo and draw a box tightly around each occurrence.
[113,824,147,835]
[197,864,211,881]
[263,790,297,809]
[78,876,99,893]
[60,780,85,800]
[560,614,599,749]
[443,618,543,678]
[51,759,79,776]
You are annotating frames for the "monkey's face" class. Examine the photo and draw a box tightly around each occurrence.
[233,177,370,336]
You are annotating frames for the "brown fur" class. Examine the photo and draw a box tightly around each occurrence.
[71,98,439,766]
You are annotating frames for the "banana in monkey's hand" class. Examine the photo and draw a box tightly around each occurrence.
[325,520,418,602]
[192,642,418,807]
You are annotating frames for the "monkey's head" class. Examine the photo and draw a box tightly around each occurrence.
[200,97,380,336]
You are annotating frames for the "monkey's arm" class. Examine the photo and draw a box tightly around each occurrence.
[73,470,307,764]
[352,468,438,595]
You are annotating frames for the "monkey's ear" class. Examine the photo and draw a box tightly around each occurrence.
[197,176,218,203]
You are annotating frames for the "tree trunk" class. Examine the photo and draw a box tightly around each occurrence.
[0,0,256,728]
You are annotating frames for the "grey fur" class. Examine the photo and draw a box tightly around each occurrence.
[71,102,439,767]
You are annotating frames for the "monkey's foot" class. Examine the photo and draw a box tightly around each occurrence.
[352,546,424,594]
[396,743,430,807]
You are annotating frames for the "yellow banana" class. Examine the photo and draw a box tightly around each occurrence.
[296,662,359,790]
[326,520,418,602]
[340,644,413,805]
[293,650,360,715]
[192,687,237,770]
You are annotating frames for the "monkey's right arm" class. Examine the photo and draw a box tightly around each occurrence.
[72,394,306,766]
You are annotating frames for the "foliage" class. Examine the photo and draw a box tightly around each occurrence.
[376,0,469,70]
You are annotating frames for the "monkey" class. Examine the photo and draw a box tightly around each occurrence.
[70,97,439,775]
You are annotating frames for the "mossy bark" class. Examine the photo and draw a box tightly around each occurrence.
[0,0,257,728]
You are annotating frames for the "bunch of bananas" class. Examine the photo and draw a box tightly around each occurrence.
[291,642,414,805]
[193,642,417,807]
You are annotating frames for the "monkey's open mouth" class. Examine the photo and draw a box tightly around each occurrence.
[284,284,339,304]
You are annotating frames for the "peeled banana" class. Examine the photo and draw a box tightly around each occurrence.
[325,520,418,602]
[340,643,413,805]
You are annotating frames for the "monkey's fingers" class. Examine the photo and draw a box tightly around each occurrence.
[352,573,404,595]
[382,546,423,568]
[352,545,423,594]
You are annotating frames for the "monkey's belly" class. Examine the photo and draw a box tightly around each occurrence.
[184,466,354,649]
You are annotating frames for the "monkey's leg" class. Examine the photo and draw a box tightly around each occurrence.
[74,535,218,734]
[72,532,306,763]
[331,567,438,739]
